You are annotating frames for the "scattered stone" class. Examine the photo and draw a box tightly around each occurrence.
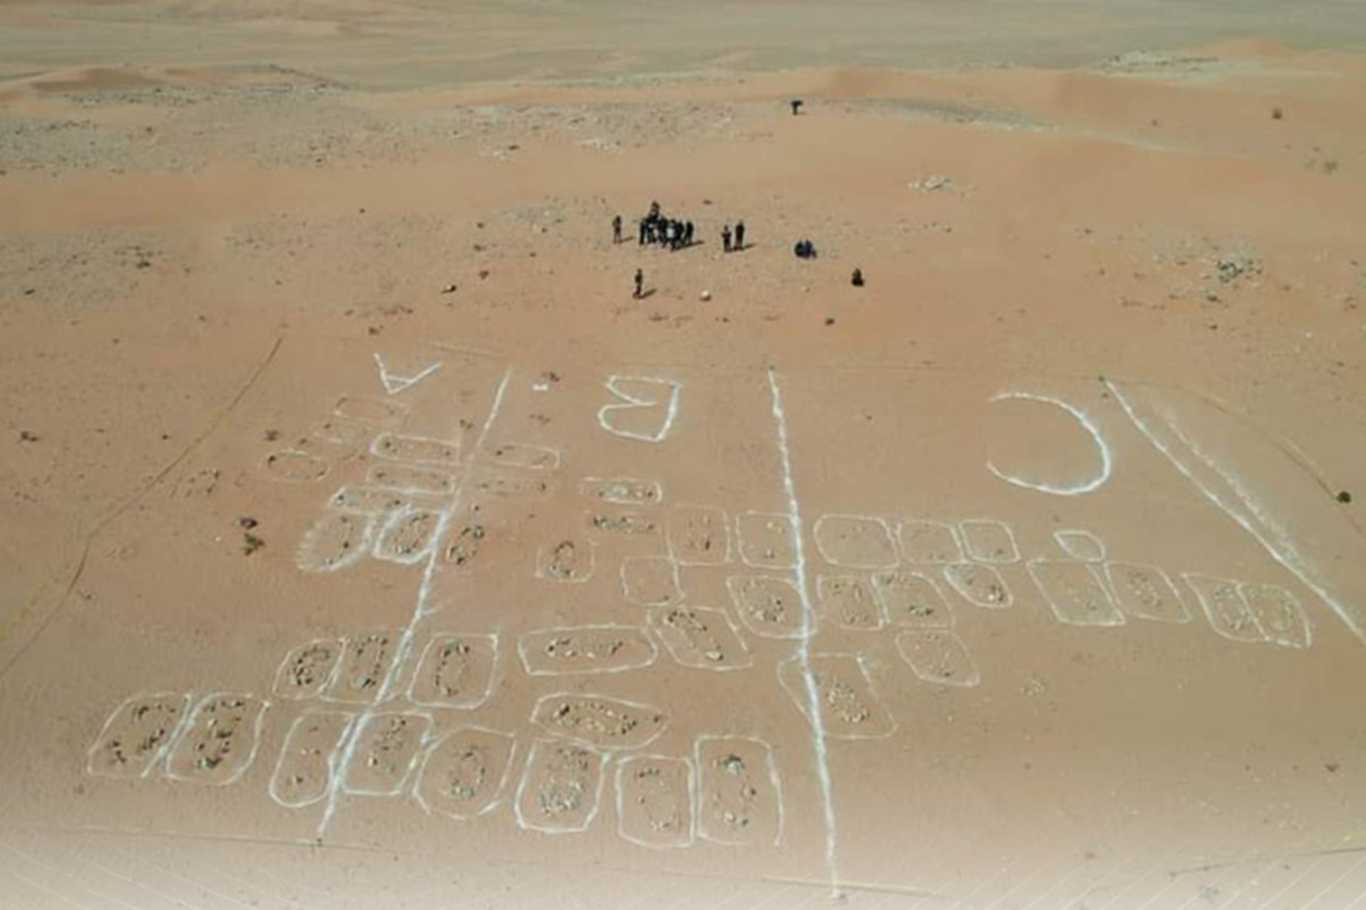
[19,430,39,442]
[1337,491,1352,504]
[243,533,265,555]
[825,317,836,326]
[238,516,259,530]
[441,284,458,294]
[1272,106,1283,120]
[700,290,712,301]
[851,268,864,287]
[1326,761,1340,773]
[909,175,953,191]
[264,429,281,441]
[478,269,490,280]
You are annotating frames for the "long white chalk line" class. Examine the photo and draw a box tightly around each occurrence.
[316,367,512,837]
[765,366,842,898]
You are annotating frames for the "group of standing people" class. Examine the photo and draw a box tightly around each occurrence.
[721,220,746,253]
[612,203,747,255]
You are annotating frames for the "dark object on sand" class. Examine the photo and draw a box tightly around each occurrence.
[1338,490,1353,504]
[612,214,623,243]
[734,220,745,251]
[791,99,804,116]
[793,239,816,259]
[633,268,644,299]
[851,268,864,287]
[722,225,732,253]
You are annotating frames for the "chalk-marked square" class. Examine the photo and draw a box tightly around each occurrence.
[896,519,964,564]
[580,476,663,506]
[370,433,461,467]
[325,631,398,705]
[621,556,683,606]
[667,504,731,566]
[536,538,595,583]
[777,653,897,740]
[735,511,798,569]
[407,633,499,709]
[514,738,607,834]
[531,693,667,751]
[958,519,1020,564]
[483,441,560,471]
[584,508,659,539]
[812,514,898,569]
[366,464,457,496]
[727,575,812,639]
[297,512,377,573]
[942,562,1013,609]
[598,375,682,443]
[372,506,443,565]
[895,630,981,688]
[648,605,753,671]
[328,485,424,515]
[617,754,695,849]
[1028,559,1125,626]
[472,467,556,501]
[1182,573,1268,643]
[262,449,331,483]
[1106,562,1191,624]
[414,726,516,820]
[815,575,883,631]
[694,736,782,846]
[165,693,270,786]
[273,638,345,700]
[872,570,955,628]
[269,711,356,809]
[518,625,658,676]
[341,712,433,797]
[1240,583,1311,649]
[87,693,190,780]
[311,414,373,448]
[1054,530,1107,563]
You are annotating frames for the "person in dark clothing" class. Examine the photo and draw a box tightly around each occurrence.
[634,268,644,299]
[684,221,694,247]
[722,225,732,253]
[790,99,803,116]
[851,268,864,286]
[734,220,745,251]
[612,215,623,244]
[638,218,647,245]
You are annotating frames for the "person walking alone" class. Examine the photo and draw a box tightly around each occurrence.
[612,214,623,244]
[722,224,732,253]
[633,268,644,299]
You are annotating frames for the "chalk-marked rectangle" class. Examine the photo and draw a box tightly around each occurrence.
[622,555,683,606]
[366,464,457,496]
[518,625,658,676]
[943,562,1014,609]
[531,693,667,751]
[514,738,607,834]
[816,575,884,630]
[1183,573,1268,643]
[1028,559,1125,626]
[483,441,560,471]
[617,754,695,849]
[273,638,345,700]
[341,712,433,797]
[666,504,730,565]
[736,511,798,569]
[1106,562,1190,624]
[165,693,270,786]
[648,605,752,671]
[777,652,896,739]
[580,476,662,506]
[325,631,398,704]
[897,519,964,564]
[695,736,782,846]
[87,693,190,780]
[958,519,1020,564]
[872,570,955,628]
[1240,582,1311,649]
[727,574,812,639]
[371,433,461,466]
[414,726,516,820]
[407,633,499,709]
[270,711,356,809]
[813,514,898,569]
[895,630,981,688]
[536,537,595,583]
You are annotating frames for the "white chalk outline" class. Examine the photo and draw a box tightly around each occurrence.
[327,485,422,515]
[272,637,345,700]
[164,692,271,786]
[86,692,191,780]
[776,652,899,740]
[260,448,331,483]
[482,440,561,471]
[986,391,1113,495]
[529,692,668,752]
[694,734,784,847]
[766,368,837,890]
[647,604,754,671]
[957,518,1021,564]
[406,632,500,710]
[597,375,682,443]
[1239,582,1312,649]
[1104,561,1192,624]
[310,414,374,448]
[894,629,981,688]
[1053,529,1107,563]
[365,464,457,496]
[735,510,800,570]
[815,574,885,631]
[942,562,1015,609]
[620,555,683,606]
[371,505,444,565]
[582,506,660,539]
[296,511,377,574]
[895,518,965,565]
[1107,378,1366,646]
[516,624,659,677]
[471,465,556,500]
[812,514,899,570]
[615,753,696,850]
[339,711,434,797]
[334,394,409,428]
[726,574,814,640]
[369,432,461,467]
[412,725,517,820]
[580,476,663,506]
[870,569,956,629]
[535,537,596,584]
[318,367,511,837]
[665,503,732,566]
[268,710,357,809]
[374,353,443,396]
[1181,572,1269,643]
[1027,559,1126,627]
[321,631,398,706]
[512,737,608,835]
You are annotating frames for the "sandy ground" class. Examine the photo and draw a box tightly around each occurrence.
[4,1,1366,908]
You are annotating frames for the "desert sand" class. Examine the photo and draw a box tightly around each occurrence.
[4,1,1366,907]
